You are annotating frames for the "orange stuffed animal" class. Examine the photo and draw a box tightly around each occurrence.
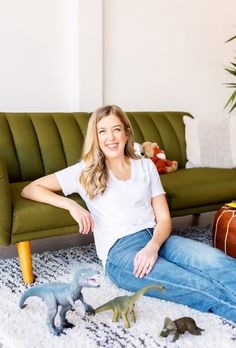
[142,141,178,174]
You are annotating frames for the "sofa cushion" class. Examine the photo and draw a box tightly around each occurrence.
[161,168,236,210]
[10,182,87,242]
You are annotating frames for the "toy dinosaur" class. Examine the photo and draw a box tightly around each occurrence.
[95,284,165,328]
[19,268,99,336]
[160,316,204,342]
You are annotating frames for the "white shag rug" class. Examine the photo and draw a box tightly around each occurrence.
[0,226,235,348]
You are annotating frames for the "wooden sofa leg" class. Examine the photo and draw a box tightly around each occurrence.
[17,241,34,284]
[192,213,201,226]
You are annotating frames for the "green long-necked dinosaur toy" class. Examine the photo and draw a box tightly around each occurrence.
[95,284,165,328]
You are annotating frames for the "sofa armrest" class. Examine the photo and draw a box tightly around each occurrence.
[0,156,12,245]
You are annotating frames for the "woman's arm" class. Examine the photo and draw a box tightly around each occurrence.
[133,194,172,278]
[21,174,94,234]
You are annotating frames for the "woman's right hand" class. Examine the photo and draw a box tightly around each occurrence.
[67,200,94,234]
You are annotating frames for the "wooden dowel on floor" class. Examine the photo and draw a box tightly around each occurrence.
[192,213,201,226]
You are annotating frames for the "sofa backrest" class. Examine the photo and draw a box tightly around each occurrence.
[126,111,192,169]
[0,111,191,183]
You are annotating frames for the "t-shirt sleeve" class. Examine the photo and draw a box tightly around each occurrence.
[147,159,166,197]
[55,162,85,196]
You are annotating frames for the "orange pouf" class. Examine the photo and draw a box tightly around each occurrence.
[212,205,236,258]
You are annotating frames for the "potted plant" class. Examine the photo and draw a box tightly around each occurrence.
[225,35,236,112]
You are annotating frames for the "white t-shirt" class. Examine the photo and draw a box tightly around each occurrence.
[55,158,165,267]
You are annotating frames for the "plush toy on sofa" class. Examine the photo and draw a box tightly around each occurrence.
[142,141,178,174]
[134,142,145,157]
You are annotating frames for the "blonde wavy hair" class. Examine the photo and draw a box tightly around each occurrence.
[79,105,139,199]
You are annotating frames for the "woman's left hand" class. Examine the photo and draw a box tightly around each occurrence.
[133,240,160,278]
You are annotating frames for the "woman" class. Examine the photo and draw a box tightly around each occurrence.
[21,105,236,322]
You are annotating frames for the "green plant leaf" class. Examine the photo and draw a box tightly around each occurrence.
[225,35,236,43]
[229,100,236,112]
[224,34,236,112]
[225,67,236,76]
[225,83,236,87]
[224,90,236,112]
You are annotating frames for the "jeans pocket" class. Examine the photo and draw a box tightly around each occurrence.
[145,228,154,238]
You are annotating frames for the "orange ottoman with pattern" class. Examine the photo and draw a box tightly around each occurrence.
[212,203,236,258]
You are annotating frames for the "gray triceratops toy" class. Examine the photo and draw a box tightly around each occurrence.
[160,316,204,342]
[19,268,100,336]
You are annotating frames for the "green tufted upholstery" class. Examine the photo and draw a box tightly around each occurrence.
[161,168,236,215]
[0,112,90,182]
[0,111,236,248]
[127,112,189,169]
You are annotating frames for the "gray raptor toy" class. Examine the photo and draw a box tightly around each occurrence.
[19,268,99,336]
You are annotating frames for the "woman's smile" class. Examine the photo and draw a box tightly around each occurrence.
[106,143,120,152]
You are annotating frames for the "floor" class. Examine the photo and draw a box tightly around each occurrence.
[0,211,216,260]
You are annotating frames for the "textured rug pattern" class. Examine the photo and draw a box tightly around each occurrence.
[0,226,236,348]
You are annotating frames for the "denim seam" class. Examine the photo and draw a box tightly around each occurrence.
[169,260,236,301]
[106,260,236,310]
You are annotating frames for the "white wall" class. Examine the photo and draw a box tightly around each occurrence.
[77,0,103,111]
[0,0,78,111]
[0,0,235,119]
[104,0,236,119]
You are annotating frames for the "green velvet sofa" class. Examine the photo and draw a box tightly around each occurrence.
[0,111,236,283]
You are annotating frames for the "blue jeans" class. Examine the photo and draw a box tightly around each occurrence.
[105,228,236,322]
